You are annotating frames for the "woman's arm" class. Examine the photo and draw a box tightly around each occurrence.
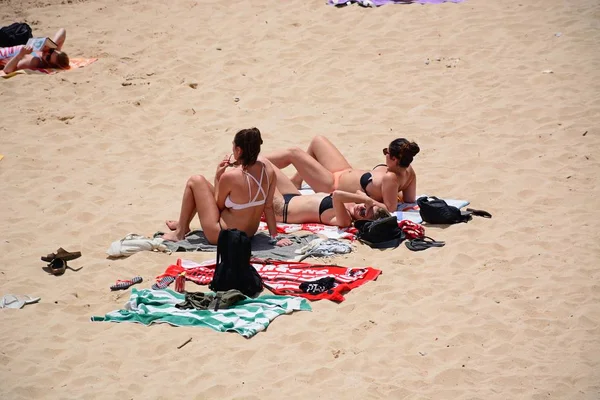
[381,172,400,212]
[214,154,230,188]
[3,46,36,74]
[214,172,232,211]
[330,190,371,227]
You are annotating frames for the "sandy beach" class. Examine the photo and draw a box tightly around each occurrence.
[1,0,599,398]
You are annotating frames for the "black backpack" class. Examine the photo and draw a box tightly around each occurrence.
[355,215,405,249]
[417,196,472,224]
[209,229,263,297]
[0,23,33,47]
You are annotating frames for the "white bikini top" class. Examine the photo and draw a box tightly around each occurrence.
[224,164,270,210]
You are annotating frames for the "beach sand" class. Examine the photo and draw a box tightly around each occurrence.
[1,0,599,398]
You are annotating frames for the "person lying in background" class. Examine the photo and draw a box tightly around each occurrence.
[0,28,69,73]
[266,135,419,213]
[271,164,390,228]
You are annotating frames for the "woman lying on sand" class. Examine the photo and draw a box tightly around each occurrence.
[266,135,420,213]
[0,28,69,73]
[161,128,290,246]
[272,165,390,227]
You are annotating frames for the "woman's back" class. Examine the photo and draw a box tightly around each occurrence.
[221,161,274,235]
[367,165,415,201]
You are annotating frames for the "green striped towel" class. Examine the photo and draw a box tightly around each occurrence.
[91,289,311,338]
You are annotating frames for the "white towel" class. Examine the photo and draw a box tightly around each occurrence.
[107,233,169,258]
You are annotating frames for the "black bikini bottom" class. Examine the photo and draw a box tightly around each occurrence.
[282,194,301,223]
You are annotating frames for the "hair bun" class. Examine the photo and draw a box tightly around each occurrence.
[408,142,420,157]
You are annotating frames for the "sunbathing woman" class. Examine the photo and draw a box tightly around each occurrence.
[266,135,420,213]
[271,165,390,228]
[0,28,69,73]
[161,128,290,246]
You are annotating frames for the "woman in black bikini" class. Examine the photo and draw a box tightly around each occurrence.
[265,136,420,213]
[271,165,389,228]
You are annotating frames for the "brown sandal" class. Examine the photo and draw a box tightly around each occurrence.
[43,258,83,276]
[41,247,82,263]
[47,258,67,275]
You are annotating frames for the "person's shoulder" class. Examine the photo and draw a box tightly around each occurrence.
[258,156,274,170]
[220,168,240,183]
[383,170,399,182]
[258,158,275,176]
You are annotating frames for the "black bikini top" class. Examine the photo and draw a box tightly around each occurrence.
[318,195,333,217]
[360,164,387,196]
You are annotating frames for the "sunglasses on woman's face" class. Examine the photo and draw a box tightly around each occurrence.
[382,148,389,156]
[44,48,55,63]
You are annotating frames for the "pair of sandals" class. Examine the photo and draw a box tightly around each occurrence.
[41,248,82,276]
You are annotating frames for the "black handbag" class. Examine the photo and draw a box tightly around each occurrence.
[417,196,472,224]
[354,216,405,249]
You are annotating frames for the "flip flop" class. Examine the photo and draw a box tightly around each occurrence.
[41,247,82,263]
[466,208,492,218]
[110,276,143,291]
[152,276,175,290]
[0,294,41,309]
[405,237,446,251]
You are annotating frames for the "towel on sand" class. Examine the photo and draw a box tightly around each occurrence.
[1,57,97,79]
[107,233,169,258]
[156,258,381,302]
[91,288,311,338]
[328,0,463,6]
[154,230,320,261]
[258,221,357,240]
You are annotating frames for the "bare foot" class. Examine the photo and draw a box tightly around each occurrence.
[160,230,186,242]
[165,220,179,231]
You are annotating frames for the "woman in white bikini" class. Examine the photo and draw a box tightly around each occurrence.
[271,165,390,227]
[161,128,289,246]
[266,135,420,213]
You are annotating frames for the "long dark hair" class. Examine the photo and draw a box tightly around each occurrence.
[388,138,420,168]
[234,127,263,166]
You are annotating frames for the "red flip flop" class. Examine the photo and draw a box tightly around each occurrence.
[110,276,143,291]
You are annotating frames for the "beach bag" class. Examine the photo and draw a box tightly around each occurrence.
[0,23,33,47]
[209,229,263,297]
[417,196,472,224]
[354,215,404,249]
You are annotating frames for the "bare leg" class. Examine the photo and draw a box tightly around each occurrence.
[266,149,306,188]
[305,135,353,171]
[265,147,337,193]
[161,175,222,243]
[290,135,353,187]
[273,164,301,195]
[53,28,66,50]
